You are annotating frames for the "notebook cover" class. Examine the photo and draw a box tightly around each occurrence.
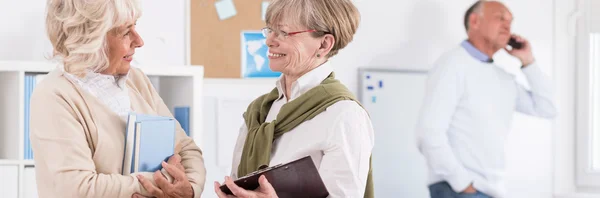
[220,156,329,198]
[134,119,175,173]
[123,113,174,175]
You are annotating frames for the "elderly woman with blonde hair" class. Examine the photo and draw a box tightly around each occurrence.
[30,0,205,197]
[214,0,374,197]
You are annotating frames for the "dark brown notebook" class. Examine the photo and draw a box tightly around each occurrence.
[220,156,329,198]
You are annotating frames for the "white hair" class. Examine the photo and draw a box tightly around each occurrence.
[474,0,506,15]
[46,0,142,75]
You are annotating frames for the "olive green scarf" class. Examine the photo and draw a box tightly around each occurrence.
[238,72,374,198]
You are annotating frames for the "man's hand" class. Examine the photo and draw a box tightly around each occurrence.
[505,34,535,66]
[214,175,278,198]
[461,184,477,194]
[137,160,194,198]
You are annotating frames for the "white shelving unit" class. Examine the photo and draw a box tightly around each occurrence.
[0,60,204,198]
[201,78,276,198]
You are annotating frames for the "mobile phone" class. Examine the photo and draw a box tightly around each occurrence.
[508,37,523,49]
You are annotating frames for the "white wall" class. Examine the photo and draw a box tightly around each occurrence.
[133,0,186,66]
[0,0,186,65]
[0,0,52,61]
[331,0,556,197]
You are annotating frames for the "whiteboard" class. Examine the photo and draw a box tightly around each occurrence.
[358,68,431,198]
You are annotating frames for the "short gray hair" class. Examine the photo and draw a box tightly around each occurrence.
[46,0,142,75]
[265,0,360,58]
[464,1,485,31]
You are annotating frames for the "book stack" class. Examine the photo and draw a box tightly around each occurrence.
[24,73,46,160]
[122,113,176,175]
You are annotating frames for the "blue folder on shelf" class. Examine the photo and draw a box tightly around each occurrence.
[24,75,31,160]
[122,113,176,175]
[24,75,36,160]
[174,106,190,136]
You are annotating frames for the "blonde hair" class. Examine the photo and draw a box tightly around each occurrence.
[46,0,141,75]
[265,0,360,57]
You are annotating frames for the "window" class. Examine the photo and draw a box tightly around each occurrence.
[591,33,600,172]
[577,0,600,187]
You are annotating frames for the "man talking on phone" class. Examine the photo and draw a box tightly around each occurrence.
[416,1,557,198]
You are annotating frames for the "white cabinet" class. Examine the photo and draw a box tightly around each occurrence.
[0,165,19,198]
[201,78,275,198]
[22,167,37,198]
[0,61,204,198]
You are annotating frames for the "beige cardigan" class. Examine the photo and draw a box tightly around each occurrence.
[30,67,206,198]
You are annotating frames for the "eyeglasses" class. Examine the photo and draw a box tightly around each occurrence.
[261,27,327,40]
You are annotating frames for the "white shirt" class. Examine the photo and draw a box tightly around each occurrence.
[416,45,557,198]
[230,62,375,197]
[62,67,131,120]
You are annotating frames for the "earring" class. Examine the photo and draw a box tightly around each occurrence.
[316,54,321,57]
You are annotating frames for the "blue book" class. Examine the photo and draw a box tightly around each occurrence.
[30,74,46,159]
[174,106,190,136]
[122,113,175,175]
[24,75,31,160]
[132,119,175,173]
[29,75,36,159]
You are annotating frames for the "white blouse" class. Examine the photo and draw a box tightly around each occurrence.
[230,62,375,197]
[61,67,132,120]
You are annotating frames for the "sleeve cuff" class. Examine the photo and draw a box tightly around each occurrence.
[445,168,473,193]
[191,184,203,198]
[131,172,157,196]
[521,62,539,74]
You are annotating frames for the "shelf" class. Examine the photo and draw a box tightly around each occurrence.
[556,193,600,198]
[23,160,34,166]
[203,78,275,98]
[139,64,204,77]
[0,160,35,166]
[0,159,21,166]
[204,78,277,84]
[0,60,204,77]
[0,61,55,73]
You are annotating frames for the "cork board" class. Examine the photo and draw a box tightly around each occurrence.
[190,0,266,78]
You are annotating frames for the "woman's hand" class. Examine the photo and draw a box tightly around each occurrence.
[214,175,278,198]
[136,155,193,198]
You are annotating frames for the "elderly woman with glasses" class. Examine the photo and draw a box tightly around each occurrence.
[214,0,374,197]
[30,0,205,197]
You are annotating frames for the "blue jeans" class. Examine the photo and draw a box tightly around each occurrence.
[428,182,492,198]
